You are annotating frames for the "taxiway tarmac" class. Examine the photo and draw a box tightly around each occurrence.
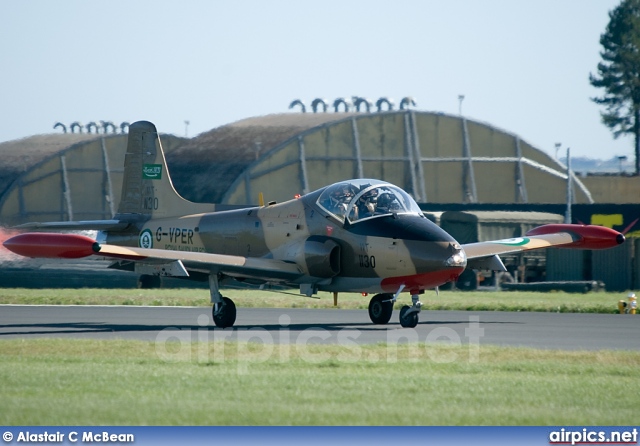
[0,305,637,350]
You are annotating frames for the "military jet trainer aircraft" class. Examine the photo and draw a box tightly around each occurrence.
[3,121,625,328]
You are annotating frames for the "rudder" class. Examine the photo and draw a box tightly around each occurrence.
[115,121,215,220]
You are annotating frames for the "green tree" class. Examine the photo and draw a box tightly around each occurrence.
[590,0,640,174]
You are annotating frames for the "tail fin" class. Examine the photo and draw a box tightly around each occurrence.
[115,121,215,220]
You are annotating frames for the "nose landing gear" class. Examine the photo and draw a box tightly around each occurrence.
[399,292,422,328]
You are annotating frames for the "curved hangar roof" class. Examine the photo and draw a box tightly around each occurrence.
[0,133,185,226]
[0,111,591,226]
[166,113,350,204]
[175,111,592,206]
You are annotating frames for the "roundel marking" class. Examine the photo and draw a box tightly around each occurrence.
[494,237,530,246]
[139,229,153,248]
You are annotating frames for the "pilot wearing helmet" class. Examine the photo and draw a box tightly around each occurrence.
[356,187,379,219]
[321,183,357,217]
[375,192,399,214]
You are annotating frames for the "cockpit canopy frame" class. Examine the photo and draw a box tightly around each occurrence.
[316,179,423,224]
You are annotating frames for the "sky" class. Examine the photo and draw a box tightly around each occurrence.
[0,0,631,160]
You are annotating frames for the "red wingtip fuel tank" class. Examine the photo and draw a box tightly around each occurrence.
[3,233,99,259]
[525,224,625,250]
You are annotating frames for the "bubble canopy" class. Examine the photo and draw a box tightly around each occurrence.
[316,179,423,224]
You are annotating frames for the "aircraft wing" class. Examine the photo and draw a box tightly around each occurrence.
[463,224,625,271]
[98,243,303,281]
[2,232,303,282]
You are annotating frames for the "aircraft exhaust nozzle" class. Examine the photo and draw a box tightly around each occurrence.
[3,233,99,259]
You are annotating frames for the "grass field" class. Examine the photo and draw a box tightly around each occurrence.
[0,287,628,313]
[0,288,637,425]
[0,338,638,425]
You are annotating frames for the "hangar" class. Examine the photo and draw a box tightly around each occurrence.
[0,132,186,227]
[0,110,596,227]
[213,111,594,206]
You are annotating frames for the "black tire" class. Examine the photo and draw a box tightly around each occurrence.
[368,293,394,324]
[212,297,236,328]
[399,305,418,328]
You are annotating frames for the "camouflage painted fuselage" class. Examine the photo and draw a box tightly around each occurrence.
[118,186,464,295]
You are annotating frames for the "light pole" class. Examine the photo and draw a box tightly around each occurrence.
[458,95,465,115]
[618,155,628,173]
[555,142,561,160]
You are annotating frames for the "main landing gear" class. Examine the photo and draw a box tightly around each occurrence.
[209,274,236,328]
[367,290,423,328]
[368,293,394,324]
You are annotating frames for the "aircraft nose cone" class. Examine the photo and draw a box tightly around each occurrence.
[617,233,626,245]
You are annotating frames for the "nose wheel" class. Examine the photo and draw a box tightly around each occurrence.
[399,292,422,328]
[399,305,419,328]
